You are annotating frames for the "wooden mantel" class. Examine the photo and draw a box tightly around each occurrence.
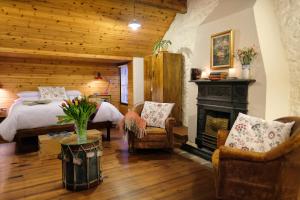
[0,47,132,65]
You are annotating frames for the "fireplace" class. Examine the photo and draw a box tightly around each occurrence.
[183,79,255,160]
[202,110,230,150]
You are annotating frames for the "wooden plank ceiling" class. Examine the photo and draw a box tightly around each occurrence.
[0,0,186,59]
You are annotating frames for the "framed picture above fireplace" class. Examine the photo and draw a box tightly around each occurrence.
[210,30,234,70]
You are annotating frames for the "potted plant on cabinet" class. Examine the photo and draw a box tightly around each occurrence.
[152,39,172,55]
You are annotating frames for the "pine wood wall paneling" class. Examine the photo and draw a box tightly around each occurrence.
[0,0,186,57]
[0,57,121,109]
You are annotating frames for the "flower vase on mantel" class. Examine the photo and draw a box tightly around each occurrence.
[236,46,258,80]
[241,64,251,79]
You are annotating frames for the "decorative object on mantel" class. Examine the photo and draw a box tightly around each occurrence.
[201,68,210,79]
[211,30,234,69]
[190,68,202,81]
[209,72,228,80]
[236,46,258,79]
[57,96,98,143]
[59,130,103,191]
[152,39,172,55]
[228,68,237,79]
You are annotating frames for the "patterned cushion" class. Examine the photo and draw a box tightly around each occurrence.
[39,87,67,100]
[225,113,294,152]
[141,101,174,128]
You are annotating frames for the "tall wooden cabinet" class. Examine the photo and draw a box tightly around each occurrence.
[144,52,182,125]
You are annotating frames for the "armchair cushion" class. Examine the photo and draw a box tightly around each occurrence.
[141,101,174,128]
[225,113,295,152]
[145,127,167,135]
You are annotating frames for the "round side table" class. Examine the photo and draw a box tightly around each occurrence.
[59,131,103,191]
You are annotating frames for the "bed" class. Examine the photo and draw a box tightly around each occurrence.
[0,98,123,153]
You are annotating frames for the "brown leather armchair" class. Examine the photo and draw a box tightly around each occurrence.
[212,117,300,200]
[128,103,176,152]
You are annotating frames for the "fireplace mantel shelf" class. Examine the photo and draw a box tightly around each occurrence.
[189,79,256,83]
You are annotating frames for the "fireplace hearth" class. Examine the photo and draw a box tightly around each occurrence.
[182,79,255,160]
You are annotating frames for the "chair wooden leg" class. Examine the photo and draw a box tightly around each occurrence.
[128,132,135,153]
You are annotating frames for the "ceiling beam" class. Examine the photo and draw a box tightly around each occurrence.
[0,47,133,64]
[136,0,187,14]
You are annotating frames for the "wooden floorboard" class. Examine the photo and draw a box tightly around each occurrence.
[0,129,216,200]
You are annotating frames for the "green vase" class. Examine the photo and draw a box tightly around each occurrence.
[75,120,88,144]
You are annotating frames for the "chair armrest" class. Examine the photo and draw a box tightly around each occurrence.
[165,117,176,133]
[132,103,144,116]
[165,117,176,147]
[219,146,268,162]
[217,130,229,148]
[219,134,300,162]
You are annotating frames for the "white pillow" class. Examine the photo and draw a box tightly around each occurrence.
[38,87,67,100]
[263,120,295,151]
[17,91,40,98]
[225,113,294,152]
[66,90,81,97]
[141,101,174,128]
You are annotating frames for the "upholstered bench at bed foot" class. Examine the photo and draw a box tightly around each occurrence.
[15,135,40,154]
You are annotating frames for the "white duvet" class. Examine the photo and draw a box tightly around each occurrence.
[0,100,123,142]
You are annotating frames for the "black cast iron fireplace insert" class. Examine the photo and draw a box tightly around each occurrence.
[183,79,255,160]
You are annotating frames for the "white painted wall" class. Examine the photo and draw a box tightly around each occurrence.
[253,0,290,120]
[133,57,144,105]
[274,0,300,116]
[163,0,292,146]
